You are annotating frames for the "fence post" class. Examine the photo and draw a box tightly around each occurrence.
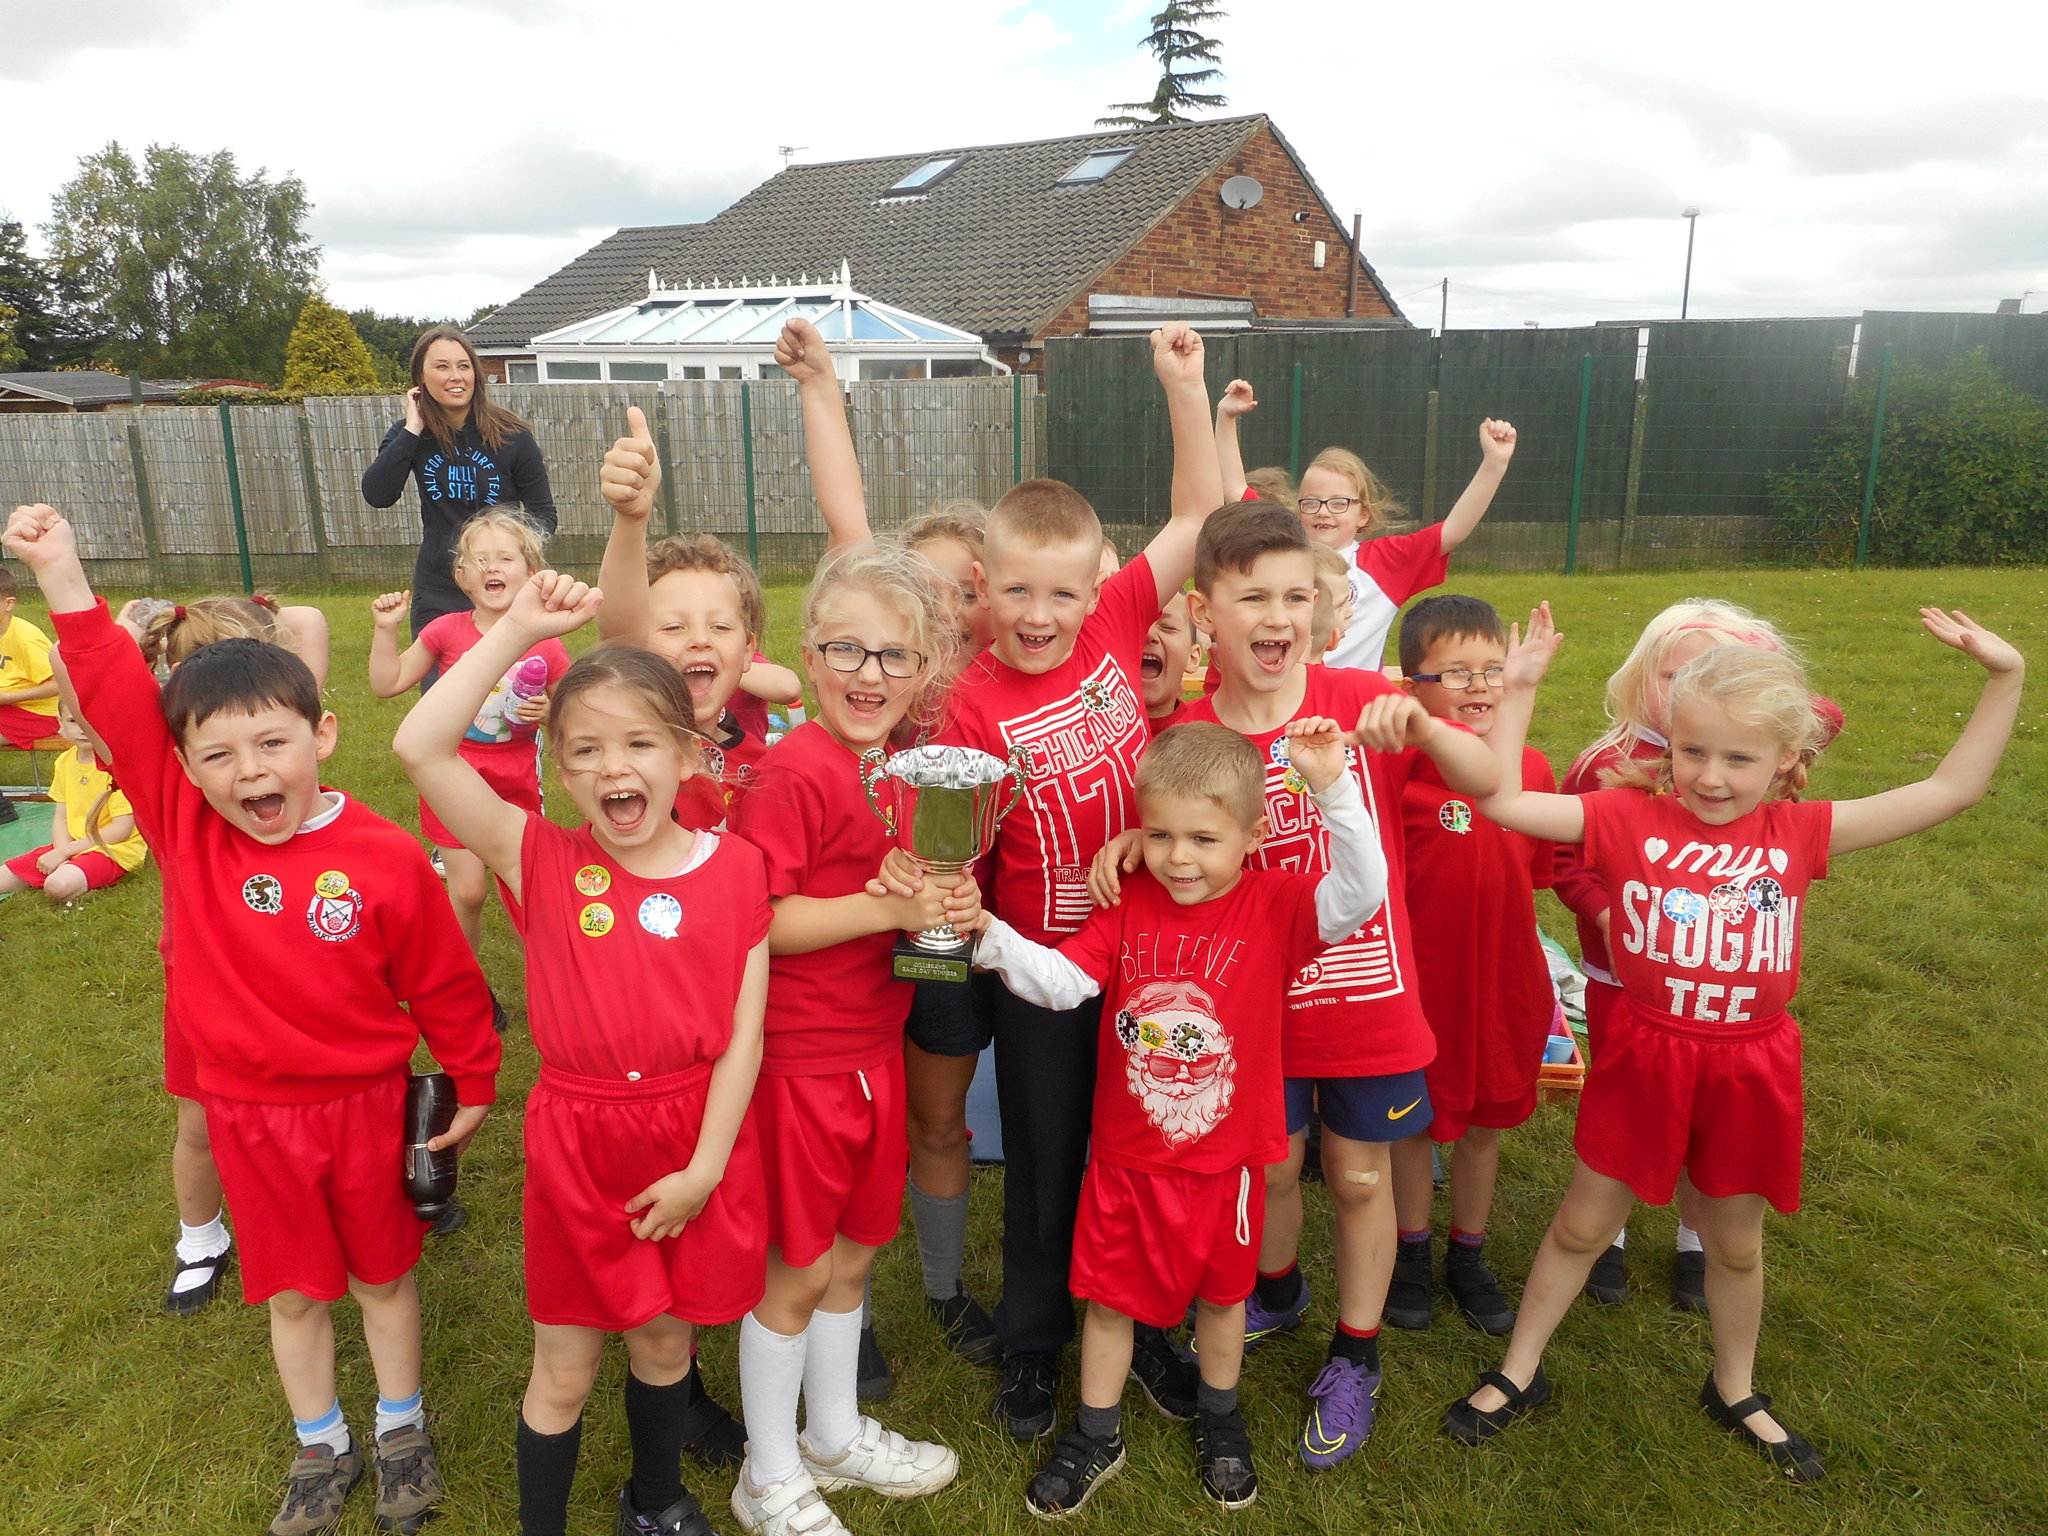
[1011,372,1024,485]
[1563,353,1593,576]
[216,401,255,593]
[1854,345,1894,569]
[1421,389,1441,517]
[124,417,163,572]
[739,381,759,567]
[655,388,680,535]
[293,408,332,578]
[1287,362,1304,478]
[1619,379,1649,571]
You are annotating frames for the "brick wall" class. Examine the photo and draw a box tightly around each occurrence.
[1037,123,1402,345]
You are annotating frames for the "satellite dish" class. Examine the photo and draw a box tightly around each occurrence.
[1219,175,1264,210]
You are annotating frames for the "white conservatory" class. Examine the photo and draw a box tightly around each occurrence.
[524,264,1004,384]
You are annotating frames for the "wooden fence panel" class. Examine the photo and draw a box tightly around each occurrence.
[0,413,146,559]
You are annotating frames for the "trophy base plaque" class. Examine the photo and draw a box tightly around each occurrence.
[892,929,977,985]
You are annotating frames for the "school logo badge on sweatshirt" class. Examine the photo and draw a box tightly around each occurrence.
[307,886,364,943]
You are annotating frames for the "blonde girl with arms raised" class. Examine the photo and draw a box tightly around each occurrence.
[395,571,771,1536]
[1443,602,2023,1482]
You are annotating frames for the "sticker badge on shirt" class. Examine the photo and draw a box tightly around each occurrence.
[314,869,349,899]
[1439,799,1473,834]
[1746,876,1784,914]
[1708,881,1750,921]
[638,893,683,940]
[1661,888,1705,926]
[579,902,615,937]
[242,874,283,915]
[575,865,610,897]
[307,886,364,943]
[1079,678,1113,713]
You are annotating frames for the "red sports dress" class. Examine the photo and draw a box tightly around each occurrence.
[730,721,915,1267]
[509,817,771,1329]
[1401,745,1558,1141]
[1572,788,1833,1213]
[414,613,570,849]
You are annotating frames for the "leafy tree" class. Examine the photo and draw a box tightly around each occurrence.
[43,143,319,382]
[0,302,25,371]
[0,218,100,370]
[1772,350,2048,565]
[1098,1,1229,128]
[282,293,381,395]
[348,308,446,388]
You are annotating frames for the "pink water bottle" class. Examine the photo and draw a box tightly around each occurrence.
[510,655,550,704]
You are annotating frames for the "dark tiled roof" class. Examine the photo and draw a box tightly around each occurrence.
[467,223,701,348]
[0,372,178,404]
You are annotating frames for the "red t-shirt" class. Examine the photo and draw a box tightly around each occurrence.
[1057,867,1325,1175]
[730,720,909,1074]
[54,600,501,1107]
[940,555,1159,946]
[728,657,775,742]
[1180,664,1433,1077]
[1326,524,1449,671]
[510,816,769,1080]
[1401,745,1558,1106]
[1147,705,1182,737]
[417,612,570,752]
[675,719,771,831]
[1552,734,1663,980]
[1578,788,1832,1029]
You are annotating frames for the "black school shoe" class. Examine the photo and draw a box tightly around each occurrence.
[1444,1243,1516,1335]
[1384,1237,1434,1330]
[163,1239,235,1316]
[0,796,18,825]
[927,1286,1002,1366]
[1443,1365,1552,1445]
[1192,1407,1259,1509]
[1699,1375,1824,1483]
[615,1481,719,1535]
[1584,1242,1630,1304]
[996,1350,1061,1441]
[1129,1325,1199,1420]
[856,1322,894,1401]
[1672,1250,1709,1313]
[680,1374,748,1471]
[1024,1426,1126,1519]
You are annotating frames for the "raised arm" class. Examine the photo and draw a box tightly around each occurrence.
[1828,609,2025,856]
[596,406,660,646]
[1439,419,1517,554]
[777,319,871,554]
[367,591,436,696]
[1214,379,1257,501]
[1139,322,1225,602]
[1475,603,1586,843]
[737,656,804,707]
[276,604,330,690]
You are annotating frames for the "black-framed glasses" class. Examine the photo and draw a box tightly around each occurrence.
[812,640,926,679]
[1409,666,1505,690]
[1297,496,1360,513]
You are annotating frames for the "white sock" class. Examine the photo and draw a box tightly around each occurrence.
[739,1312,808,1486]
[172,1214,232,1293]
[800,1306,864,1461]
[375,1389,425,1438]
[1610,1226,1628,1251]
[295,1400,352,1454]
[1675,1224,1704,1255]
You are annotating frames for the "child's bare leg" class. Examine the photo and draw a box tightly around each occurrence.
[1692,1192,1784,1440]
[1322,1132,1396,1331]
[0,867,26,896]
[1079,1302,1135,1408]
[1258,1130,1308,1274]
[1449,1128,1502,1234]
[1389,1131,1435,1233]
[524,1323,606,1433]
[269,1290,340,1422]
[172,1096,224,1225]
[1192,1300,1245,1391]
[1466,1162,1635,1411]
[905,1044,975,1200]
[351,1271,424,1405]
[438,845,488,956]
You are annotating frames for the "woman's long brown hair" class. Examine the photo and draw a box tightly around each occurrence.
[409,326,531,455]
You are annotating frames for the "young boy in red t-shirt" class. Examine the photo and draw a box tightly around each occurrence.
[976,719,1388,1515]
[7,505,501,1536]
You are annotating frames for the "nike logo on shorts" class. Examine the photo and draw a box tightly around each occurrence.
[1387,1097,1423,1121]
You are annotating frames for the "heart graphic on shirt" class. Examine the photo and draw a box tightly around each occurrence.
[1643,837,1669,863]
[1768,848,1788,873]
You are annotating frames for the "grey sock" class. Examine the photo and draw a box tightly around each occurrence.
[1076,1401,1121,1441]
[1196,1381,1239,1417]
[907,1180,969,1302]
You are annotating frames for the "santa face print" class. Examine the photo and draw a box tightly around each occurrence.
[1116,979,1238,1149]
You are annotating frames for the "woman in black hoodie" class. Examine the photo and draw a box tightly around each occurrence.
[362,326,557,635]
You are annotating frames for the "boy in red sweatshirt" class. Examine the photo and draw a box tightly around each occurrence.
[6,504,501,1536]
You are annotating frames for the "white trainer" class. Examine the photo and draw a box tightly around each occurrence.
[729,1461,849,1536]
[799,1416,958,1499]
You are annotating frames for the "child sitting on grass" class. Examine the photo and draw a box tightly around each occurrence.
[7,503,501,1536]
[975,719,1387,1516]
[0,563,61,825]
[0,698,146,903]
[1444,602,2024,1484]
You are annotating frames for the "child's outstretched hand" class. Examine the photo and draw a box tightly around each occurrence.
[1920,608,2024,677]
[1284,714,1347,792]
[865,846,925,900]
[1503,601,1562,689]
[599,407,660,522]
[1218,379,1258,419]
[1151,321,1206,388]
[1479,418,1517,465]
[1088,828,1146,908]
[371,590,411,629]
[1351,693,1437,752]
[775,317,837,387]
[626,1163,718,1242]
[4,503,76,571]
[507,571,601,638]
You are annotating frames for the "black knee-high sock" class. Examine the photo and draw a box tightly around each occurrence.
[624,1369,693,1514]
[516,1413,582,1536]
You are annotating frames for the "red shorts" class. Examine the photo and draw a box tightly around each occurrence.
[523,1063,767,1330]
[1429,1088,1538,1144]
[420,742,542,850]
[1070,1159,1265,1328]
[0,703,61,749]
[5,847,126,890]
[1574,997,1804,1214]
[163,1005,200,1099]
[754,1056,908,1267]
[203,1075,424,1303]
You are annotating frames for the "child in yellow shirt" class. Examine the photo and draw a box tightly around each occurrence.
[0,566,61,748]
[0,702,147,903]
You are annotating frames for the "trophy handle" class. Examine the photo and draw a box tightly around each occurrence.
[991,743,1032,827]
[859,747,898,832]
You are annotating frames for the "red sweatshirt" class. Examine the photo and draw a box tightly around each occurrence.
[55,600,501,1107]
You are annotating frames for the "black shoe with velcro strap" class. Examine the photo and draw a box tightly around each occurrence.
[1191,1407,1259,1509]
[1024,1426,1126,1520]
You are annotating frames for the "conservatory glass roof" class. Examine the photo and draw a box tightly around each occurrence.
[532,273,980,349]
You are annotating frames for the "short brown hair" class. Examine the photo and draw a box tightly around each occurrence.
[1194,501,1313,593]
[0,567,17,601]
[899,501,986,559]
[986,479,1100,560]
[1137,721,1265,828]
[646,533,768,643]
[1397,593,1505,674]
[548,643,701,753]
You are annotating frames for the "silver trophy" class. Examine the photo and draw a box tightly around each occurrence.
[861,743,1030,984]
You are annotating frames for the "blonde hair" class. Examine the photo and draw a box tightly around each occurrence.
[1245,466,1294,507]
[1304,447,1408,536]
[1605,646,1822,801]
[1138,721,1266,828]
[645,532,768,643]
[1308,544,1350,653]
[452,506,546,579]
[804,543,958,739]
[899,501,987,560]
[142,594,294,671]
[1578,599,1799,773]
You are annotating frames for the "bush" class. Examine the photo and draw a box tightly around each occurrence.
[1772,350,2048,565]
[282,293,381,396]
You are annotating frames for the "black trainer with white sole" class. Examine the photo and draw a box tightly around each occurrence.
[1128,1325,1198,1420]
[1192,1407,1259,1509]
[995,1350,1061,1441]
[1024,1427,1125,1520]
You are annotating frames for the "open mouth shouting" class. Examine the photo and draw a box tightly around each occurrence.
[599,788,649,834]
[241,792,288,833]
[1248,637,1292,676]
[681,660,720,701]
[1013,631,1057,657]
[1140,649,1165,681]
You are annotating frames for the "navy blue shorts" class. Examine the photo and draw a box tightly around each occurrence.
[904,971,998,1059]
[1285,1071,1432,1143]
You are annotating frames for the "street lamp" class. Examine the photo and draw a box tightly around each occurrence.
[1681,207,1701,319]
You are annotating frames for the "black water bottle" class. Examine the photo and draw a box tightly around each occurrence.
[402,1071,463,1231]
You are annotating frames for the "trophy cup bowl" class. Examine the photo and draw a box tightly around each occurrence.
[861,743,1030,984]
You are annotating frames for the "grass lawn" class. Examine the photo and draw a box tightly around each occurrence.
[1,565,2044,1535]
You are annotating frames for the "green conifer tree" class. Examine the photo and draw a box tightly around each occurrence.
[282,293,380,396]
[1099,1,1229,128]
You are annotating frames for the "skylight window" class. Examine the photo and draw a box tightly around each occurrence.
[1058,149,1134,186]
[885,155,961,194]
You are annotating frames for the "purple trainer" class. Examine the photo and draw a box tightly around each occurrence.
[1299,1358,1379,1470]
[1242,1273,1310,1350]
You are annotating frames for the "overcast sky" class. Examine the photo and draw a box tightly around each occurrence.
[4,0,2043,329]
